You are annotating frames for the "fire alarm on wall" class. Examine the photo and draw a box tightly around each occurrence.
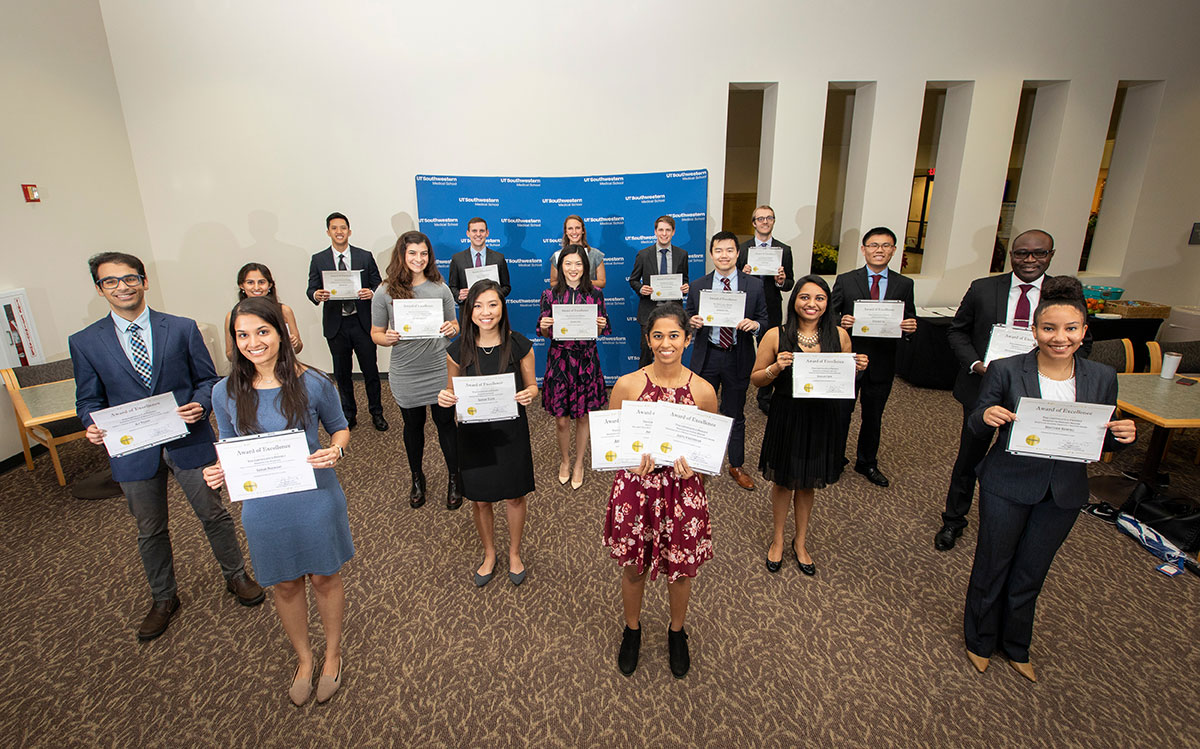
[21,184,40,202]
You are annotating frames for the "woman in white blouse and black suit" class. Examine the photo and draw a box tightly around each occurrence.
[962,276,1136,683]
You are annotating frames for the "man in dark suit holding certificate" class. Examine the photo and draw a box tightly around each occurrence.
[70,252,263,641]
[737,205,794,413]
[831,227,917,488]
[687,231,770,490]
[629,215,690,366]
[447,217,512,305]
[307,212,386,431]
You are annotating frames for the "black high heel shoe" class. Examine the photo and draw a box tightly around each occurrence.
[792,539,816,576]
[409,471,427,509]
[765,542,783,573]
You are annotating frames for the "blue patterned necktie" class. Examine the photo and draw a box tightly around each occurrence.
[659,249,669,275]
[127,323,152,388]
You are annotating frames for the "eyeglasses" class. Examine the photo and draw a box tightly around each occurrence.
[96,274,145,289]
[864,243,896,251]
[753,216,775,223]
[1011,249,1052,260]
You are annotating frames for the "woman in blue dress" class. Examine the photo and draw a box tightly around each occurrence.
[204,297,353,707]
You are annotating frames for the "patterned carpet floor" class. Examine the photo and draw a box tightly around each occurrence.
[0,377,1197,748]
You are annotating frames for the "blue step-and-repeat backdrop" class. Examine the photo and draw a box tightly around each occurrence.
[415,170,708,384]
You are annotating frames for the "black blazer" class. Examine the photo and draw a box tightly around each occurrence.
[447,248,512,303]
[946,273,1092,406]
[969,351,1124,509]
[627,244,689,326]
[737,238,795,328]
[685,271,769,387]
[307,246,383,339]
[830,267,916,383]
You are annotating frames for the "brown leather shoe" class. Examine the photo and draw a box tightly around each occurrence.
[729,466,755,491]
[137,596,181,641]
[226,571,266,606]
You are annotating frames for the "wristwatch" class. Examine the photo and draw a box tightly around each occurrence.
[335,445,345,459]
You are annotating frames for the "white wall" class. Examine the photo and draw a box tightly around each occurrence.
[4,0,1200,464]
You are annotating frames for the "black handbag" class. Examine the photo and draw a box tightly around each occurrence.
[1121,484,1200,552]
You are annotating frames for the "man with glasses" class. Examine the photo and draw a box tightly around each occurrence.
[738,205,794,413]
[935,229,1088,550]
[628,215,691,366]
[69,252,263,640]
[831,227,917,488]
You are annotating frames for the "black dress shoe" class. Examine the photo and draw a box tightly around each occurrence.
[345,415,357,430]
[668,626,690,678]
[409,472,427,508]
[934,524,964,551]
[372,414,389,431]
[446,472,463,510]
[618,624,641,675]
[225,570,266,606]
[791,540,816,576]
[765,545,783,573]
[855,465,890,487]
[137,596,181,641]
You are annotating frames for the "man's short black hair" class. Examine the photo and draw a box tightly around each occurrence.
[861,227,897,246]
[87,252,146,283]
[326,212,350,229]
[709,230,740,252]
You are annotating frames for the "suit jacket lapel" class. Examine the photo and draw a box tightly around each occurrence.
[1074,355,1094,401]
[994,273,1012,326]
[1020,350,1042,400]
[149,310,168,393]
[854,267,871,300]
[98,317,146,389]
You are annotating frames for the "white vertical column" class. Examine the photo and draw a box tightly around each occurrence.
[1010,81,1070,232]
[764,78,829,278]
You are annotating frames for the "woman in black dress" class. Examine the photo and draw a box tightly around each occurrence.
[750,275,867,576]
[438,280,538,587]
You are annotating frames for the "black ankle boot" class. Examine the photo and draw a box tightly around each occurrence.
[446,472,463,510]
[618,624,641,676]
[409,471,427,508]
[668,626,689,678]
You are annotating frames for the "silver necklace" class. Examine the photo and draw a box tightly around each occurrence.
[480,344,496,354]
[797,330,820,347]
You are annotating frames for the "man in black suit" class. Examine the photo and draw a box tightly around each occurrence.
[686,231,770,490]
[628,215,691,366]
[307,212,386,431]
[831,227,917,488]
[935,229,1085,550]
[447,217,512,305]
[737,205,794,413]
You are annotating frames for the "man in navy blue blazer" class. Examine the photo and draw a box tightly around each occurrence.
[307,212,387,431]
[70,252,263,641]
[686,231,769,490]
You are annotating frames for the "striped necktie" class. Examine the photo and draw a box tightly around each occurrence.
[719,277,734,349]
[127,323,152,388]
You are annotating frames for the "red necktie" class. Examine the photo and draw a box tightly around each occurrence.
[870,274,881,300]
[719,277,734,349]
[474,252,482,268]
[1013,283,1034,328]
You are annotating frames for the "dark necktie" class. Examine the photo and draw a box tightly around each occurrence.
[719,277,734,349]
[1013,283,1034,328]
[659,249,668,275]
[127,323,152,388]
[338,254,355,315]
[870,273,881,301]
[474,252,482,268]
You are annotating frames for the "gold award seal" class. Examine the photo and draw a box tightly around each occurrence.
[705,315,714,322]
[560,327,568,334]
[655,291,661,297]
[1025,434,1040,446]
[631,440,643,452]
[861,325,870,333]
[605,450,616,462]
[329,289,338,296]
[803,383,814,393]
[660,442,672,454]
[402,324,411,332]
[243,481,257,493]
[119,435,133,445]
[467,406,477,416]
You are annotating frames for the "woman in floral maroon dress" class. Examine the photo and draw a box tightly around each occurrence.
[602,303,718,680]
[537,245,610,489]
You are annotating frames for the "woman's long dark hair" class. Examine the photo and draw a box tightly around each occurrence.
[551,244,593,298]
[226,297,311,434]
[779,274,840,353]
[643,302,691,348]
[561,215,590,248]
[385,231,443,300]
[236,262,278,302]
[458,279,511,374]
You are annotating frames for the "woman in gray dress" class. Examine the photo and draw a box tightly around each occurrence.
[370,231,461,509]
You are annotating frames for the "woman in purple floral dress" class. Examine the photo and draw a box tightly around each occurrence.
[602,303,718,680]
[537,245,611,489]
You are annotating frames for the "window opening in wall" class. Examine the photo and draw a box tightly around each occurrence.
[1079,86,1127,272]
[722,87,765,238]
[903,87,947,275]
[812,86,855,274]
[992,86,1038,272]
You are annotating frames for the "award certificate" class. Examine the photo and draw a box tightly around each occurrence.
[552,304,598,340]
[746,247,783,276]
[464,264,500,290]
[649,274,684,301]
[453,373,518,423]
[648,401,733,476]
[215,429,317,501]
[791,353,857,399]
[852,300,904,338]
[91,392,190,458]
[322,270,361,299]
[392,299,443,339]
[589,410,637,470]
[699,290,747,328]
[618,401,659,460]
[1007,397,1115,463]
[983,324,1036,367]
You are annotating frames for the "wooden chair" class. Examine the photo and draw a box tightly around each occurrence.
[2,360,86,486]
[1092,339,1136,462]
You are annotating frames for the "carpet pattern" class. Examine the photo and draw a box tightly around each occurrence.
[0,378,1197,748]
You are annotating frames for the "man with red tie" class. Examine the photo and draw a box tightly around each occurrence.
[935,230,1063,550]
